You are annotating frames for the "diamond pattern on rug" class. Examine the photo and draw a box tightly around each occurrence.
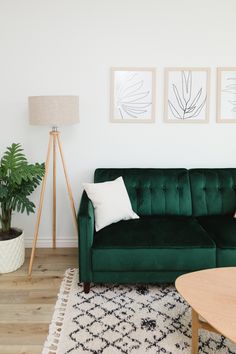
[43,269,236,354]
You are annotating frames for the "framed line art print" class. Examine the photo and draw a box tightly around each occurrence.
[217,67,236,123]
[110,67,156,123]
[164,67,210,123]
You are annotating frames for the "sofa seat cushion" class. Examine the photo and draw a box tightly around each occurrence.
[92,216,216,272]
[198,216,236,267]
[198,216,236,248]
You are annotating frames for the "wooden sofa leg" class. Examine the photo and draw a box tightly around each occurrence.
[84,282,90,294]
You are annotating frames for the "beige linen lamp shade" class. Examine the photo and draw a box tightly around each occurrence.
[28,95,79,126]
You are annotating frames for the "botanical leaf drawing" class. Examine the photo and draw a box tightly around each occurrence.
[116,72,152,119]
[222,77,236,112]
[168,71,207,120]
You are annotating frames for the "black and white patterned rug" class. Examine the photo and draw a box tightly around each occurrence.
[42,269,236,354]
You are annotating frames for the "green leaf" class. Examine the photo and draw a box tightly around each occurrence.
[0,185,8,200]
[0,143,45,225]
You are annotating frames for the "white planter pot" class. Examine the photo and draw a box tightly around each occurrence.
[0,230,25,273]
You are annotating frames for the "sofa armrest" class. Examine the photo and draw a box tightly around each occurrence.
[78,191,95,282]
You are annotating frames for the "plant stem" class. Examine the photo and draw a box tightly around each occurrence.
[0,204,12,233]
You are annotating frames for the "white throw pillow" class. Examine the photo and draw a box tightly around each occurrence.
[83,177,139,231]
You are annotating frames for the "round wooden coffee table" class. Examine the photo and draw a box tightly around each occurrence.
[176,268,236,354]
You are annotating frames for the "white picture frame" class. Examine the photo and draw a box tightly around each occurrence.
[217,67,236,123]
[164,67,210,123]
[110,67,156,123]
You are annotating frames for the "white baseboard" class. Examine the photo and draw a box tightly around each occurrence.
[24,237,78,248]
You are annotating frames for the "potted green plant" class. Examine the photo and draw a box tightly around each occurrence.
[0,143,44,273]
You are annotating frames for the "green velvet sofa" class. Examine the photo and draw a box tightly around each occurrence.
[78,168,236,293]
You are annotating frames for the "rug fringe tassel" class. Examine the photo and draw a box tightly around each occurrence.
[42,268,76,354]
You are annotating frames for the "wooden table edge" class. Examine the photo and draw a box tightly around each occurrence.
[175,272,236,354]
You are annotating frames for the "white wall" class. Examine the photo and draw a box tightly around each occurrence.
[1,0,236,247]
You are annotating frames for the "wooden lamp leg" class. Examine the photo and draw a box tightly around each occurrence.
[28,130,78,276]
[56,133,78,234]
[53,133,57,248]
[28,134,53,276]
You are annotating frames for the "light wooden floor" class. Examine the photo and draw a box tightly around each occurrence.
[0,248,77,354]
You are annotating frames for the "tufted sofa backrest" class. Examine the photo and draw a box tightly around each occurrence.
[189,169,236,216]
[94,168,192,216]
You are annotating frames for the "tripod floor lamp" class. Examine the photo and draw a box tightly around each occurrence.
[28,96,79,276]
